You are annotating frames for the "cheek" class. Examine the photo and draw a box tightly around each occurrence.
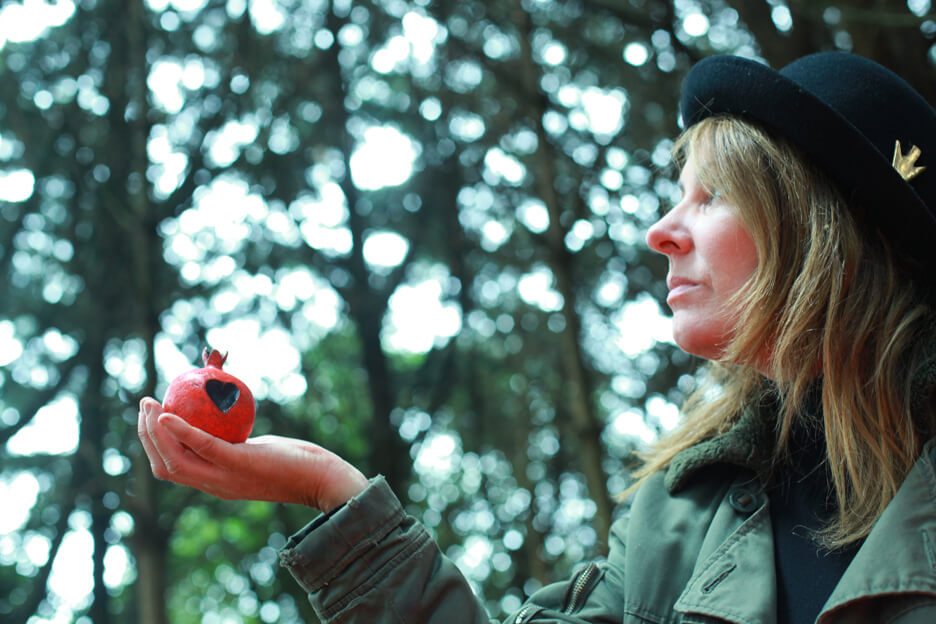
[710,223,759,295]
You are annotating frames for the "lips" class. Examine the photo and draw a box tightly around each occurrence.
[666,276,700,304]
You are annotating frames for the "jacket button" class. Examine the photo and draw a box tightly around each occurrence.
[728,488,760,514]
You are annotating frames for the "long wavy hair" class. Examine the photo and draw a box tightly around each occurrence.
[632,116,935,548]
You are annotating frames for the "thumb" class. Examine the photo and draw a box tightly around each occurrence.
[159,413,231,462]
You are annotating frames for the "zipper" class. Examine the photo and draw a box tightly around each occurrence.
[513,605,534,624]
[562,561,602,614]
[513,561,602,623]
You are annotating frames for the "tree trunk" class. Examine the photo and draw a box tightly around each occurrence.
[511,0,614,546]
[124,0,172,619]
[317,1,413,493]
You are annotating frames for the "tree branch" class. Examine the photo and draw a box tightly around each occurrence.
[7,497,73,623]
[0,357,80,447]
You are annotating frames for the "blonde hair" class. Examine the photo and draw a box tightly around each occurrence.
[632,116,934,548]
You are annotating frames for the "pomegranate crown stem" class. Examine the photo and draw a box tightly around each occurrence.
[202,347,229,368]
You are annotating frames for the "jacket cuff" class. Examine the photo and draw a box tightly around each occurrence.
[277,475,407,593]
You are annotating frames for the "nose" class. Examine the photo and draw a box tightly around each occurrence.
[646,207,691,256]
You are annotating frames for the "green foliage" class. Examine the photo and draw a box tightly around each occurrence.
[1,0,934,622]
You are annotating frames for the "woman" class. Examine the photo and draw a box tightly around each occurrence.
[138,52,936,623]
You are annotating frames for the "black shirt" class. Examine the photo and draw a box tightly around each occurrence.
[768,418,862,624]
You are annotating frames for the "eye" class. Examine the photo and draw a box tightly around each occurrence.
[700,189,721,210]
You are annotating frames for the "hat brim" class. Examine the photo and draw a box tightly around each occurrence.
[680,55,936,274]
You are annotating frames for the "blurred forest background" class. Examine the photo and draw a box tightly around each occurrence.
[1,0,934,622]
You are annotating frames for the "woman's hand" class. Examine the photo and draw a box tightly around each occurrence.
[137,397,369,512]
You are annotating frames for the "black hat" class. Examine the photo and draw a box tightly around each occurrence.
[680,52,936,274]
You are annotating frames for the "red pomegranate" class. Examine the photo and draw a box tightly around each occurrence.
[162,348,255,443]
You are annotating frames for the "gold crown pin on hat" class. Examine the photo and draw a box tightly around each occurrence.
[893,140,926,181]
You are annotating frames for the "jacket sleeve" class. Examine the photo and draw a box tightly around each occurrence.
[277,476,627,624]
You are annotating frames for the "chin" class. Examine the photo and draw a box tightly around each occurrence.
[671,324,728,362]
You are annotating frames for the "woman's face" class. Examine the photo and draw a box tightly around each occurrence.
[646,154,759,361]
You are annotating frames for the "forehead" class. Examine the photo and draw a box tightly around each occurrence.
[675,159,695,192]
[679,153,701,176]
[676,152,712,194]
[674,119,717,161]
[675,127,718,176]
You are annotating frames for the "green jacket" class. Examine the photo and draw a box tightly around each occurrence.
[279,411,936,623]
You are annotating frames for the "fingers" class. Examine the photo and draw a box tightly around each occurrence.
[158,412,232,465]
[145,400,186,479]
[138,397,168,476]
[138,398,215,484]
